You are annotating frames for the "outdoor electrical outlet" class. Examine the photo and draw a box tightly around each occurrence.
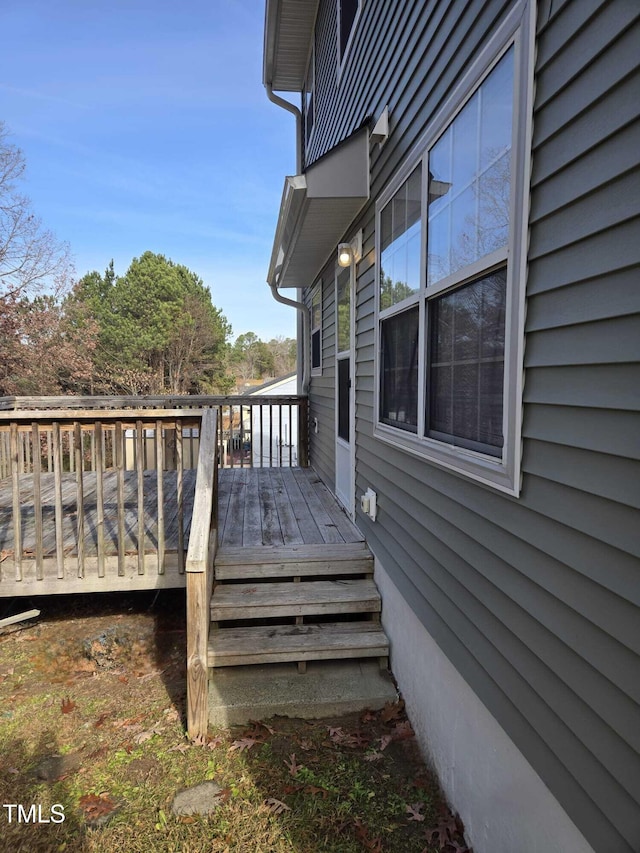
[361,488,378,521]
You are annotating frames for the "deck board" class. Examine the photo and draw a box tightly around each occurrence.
[217,468,363,549]
[0,466,363,594]
[0,470,198,559]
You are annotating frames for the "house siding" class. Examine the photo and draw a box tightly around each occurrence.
[303,0,640,851]
[307,276,336,490]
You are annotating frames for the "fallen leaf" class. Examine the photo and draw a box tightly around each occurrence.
[167,742,190,754]
[284,753,300,776]
[78,793,117,823]
[393,720,414,741]
[380,699,404,723]
[94,713,109,728]
[263,797,291,815]
[378,734,393,751]
[363,750,384,762]
[353,817,383,852]
[406,802,425,822]
[61,697,76,714]
[304,785,329,799]
[250,719,275,735]
[228,736,260,753]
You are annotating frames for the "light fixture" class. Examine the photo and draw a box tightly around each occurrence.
[337,243,352,267]
[337,231,363,268]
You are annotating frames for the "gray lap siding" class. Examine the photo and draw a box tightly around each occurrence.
[304,1,640,851]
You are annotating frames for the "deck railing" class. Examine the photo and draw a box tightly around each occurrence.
[185,407,218,738]
[0,395,309,471]
[0,394,309,597]
[0,408,202,594]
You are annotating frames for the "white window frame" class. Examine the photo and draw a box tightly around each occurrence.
[337,0,363,77]
[303,40,315,151]
[373,0,535,496]
[310,281,323,376]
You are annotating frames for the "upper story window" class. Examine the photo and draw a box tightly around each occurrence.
[310,283,322,375]
[338,0,362,67]
[303,43,315,148]
[375,3,534,495]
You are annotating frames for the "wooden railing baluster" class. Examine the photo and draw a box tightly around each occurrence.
[156,420,165,575]
[95,421,106,578]
[116,421,126,577]
[32,423,44,580]
[74,422,85,578]
[10,423,22,582]
[52,422,65,579]
[136,420,145,575]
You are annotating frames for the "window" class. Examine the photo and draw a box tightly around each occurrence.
[338,0,362,66]
[310,284,322,375]
[303,43,315,148]
[374,4,534,495]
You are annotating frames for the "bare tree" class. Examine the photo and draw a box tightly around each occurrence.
[0,122,73,298]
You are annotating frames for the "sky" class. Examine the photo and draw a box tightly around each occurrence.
[0,0,297,341]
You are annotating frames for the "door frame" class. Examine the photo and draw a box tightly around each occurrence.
[334,260,356,517]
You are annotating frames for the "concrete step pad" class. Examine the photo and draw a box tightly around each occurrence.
[208,659,398,727]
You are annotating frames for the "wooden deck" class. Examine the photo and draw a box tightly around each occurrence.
[217,467,364,549]
[0,469,197,593]
[0,467,363,595]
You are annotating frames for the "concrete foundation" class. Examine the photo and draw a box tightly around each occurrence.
[375,560,596,853]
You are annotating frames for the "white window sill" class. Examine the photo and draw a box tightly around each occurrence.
[373,422,520,497]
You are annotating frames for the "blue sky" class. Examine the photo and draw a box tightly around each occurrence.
[0,0,297,341]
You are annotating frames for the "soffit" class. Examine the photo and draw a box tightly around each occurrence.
[267,128,370,289]
[263,0,320,91]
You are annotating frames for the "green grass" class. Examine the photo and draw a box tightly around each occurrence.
[0,593,470,852]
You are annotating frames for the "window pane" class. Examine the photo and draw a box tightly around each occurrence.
[338,357,350,441]
[337,267,350,353]
[380,307,419,432]
[311,328,321,370]
[427,47,514,287]
[340,0,358,59]
[380,164,422,310]
[427,270,506,455]
[311,288,321,330]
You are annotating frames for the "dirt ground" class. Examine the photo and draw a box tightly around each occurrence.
[0,590,471,852]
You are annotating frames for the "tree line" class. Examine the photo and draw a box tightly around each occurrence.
[0,122,295,397]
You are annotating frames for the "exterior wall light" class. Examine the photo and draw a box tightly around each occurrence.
[337,232,363,267]
[338,243,352,267]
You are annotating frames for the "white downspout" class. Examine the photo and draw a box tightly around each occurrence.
[265,83,302,173]
[269,283,310,395]
[265,83,309,395]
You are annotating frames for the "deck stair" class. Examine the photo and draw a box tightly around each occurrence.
[208,542,389,672]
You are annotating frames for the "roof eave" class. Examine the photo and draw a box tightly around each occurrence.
[263,0,320,92]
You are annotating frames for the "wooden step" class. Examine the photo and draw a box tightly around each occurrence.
[215,543,373,580]
[210,579,381,621]
[208,622,389,667]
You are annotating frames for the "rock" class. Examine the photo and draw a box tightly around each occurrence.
[33,752,81,781]
[171,781,224,816]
